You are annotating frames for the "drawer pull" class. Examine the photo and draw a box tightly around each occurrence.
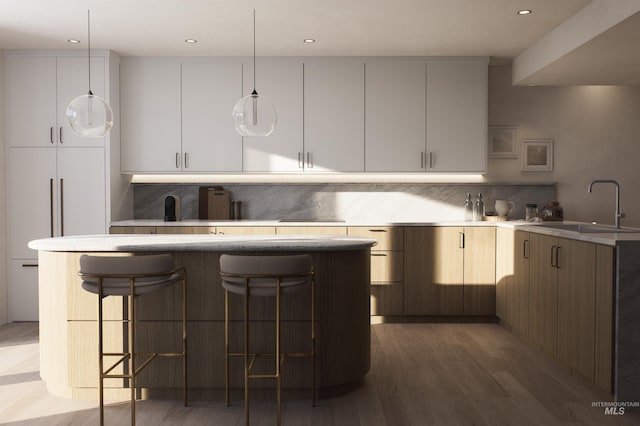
[371,253,388,257]
[22,264,38,268]
[368,229,387,233]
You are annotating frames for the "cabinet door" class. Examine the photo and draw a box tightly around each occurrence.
[495,227,513,321]
[365,63,425,172]
[528,233,558,356]
[426,62,487,172]
[7,148,57,257]
[557,238,596,382]
[405,227,464,315]
[121,61,182,172]
[304,62,364,172]
[276,226,347,235]
[594,245,614,393]
[8,260,39,321]
[57,147,106,236]
[57,56,106,147]
[5,56,57,147]
[463,227,496,315]
[182,63,242,172]
[512,231,530,337]
[243,62,304,172]
[217,226,276,235]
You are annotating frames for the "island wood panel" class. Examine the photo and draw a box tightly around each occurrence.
[463,227,496,315]
[512,231,530,337]
[528,233,558,357]
[557,238,596,382]
[216,226,276,235]
[495,228,513,322]
[39,247,371,397]
[594,244,614,393]
[404,227,464,315]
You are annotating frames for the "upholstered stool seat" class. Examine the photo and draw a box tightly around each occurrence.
[79,254,187,425]
[219,254,315,426]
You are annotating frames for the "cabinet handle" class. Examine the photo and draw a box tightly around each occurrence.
[50,127,55,144]
[371,253,387,257]
[555,246,561,269]
[298,152,303,169]
[60,178,64,236]
[459,232,465,249]
[551,246,557,267]
[523,239,529,259]
[175,152,180,169]
[420,152,425,169]
[22,263,38,268]
[429,152,434,168]
[59,127,63,144]
[368,229,387,233]
[49,178,54,237]
[307,152,313,168]
[184,152,189,169]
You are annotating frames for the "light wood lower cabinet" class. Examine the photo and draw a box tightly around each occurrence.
[404,226,495,316]
[496,228,530,337]
[217,226,276,235]
[276,226,346,235]
[595,245,614,393]
[529,233,559,356]
[348,227,404,315]
[110,226,157,234]
[405,227,464,315]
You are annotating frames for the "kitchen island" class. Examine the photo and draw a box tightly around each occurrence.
[28,234,376,400]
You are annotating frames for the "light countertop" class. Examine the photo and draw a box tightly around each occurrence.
[109,219,640,246]
[28,233,377,252]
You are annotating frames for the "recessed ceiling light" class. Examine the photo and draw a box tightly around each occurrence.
[67,39,81,44]
[185,39,198,44]
[517,9,532,15]
[303,39,316,44]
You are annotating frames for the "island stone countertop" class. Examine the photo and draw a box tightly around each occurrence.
[28,233,377,252]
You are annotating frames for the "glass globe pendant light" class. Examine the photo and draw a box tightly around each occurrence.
[232,9,277,137]
[66,10,113,137]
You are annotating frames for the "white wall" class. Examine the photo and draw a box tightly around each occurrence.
[487,65,640,227]
[0,50,7,325]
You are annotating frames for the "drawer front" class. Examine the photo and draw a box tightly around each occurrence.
[348,227,403,251]
[371,251,403,283]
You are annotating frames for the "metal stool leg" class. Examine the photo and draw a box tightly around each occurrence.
[276,278,282,426]
[244,279,250,426]
[224,289,230,407]
[311,275,316,407]
[129,280,136,426]
[98,279,105,426]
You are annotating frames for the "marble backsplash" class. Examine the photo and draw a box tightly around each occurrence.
[133,183,557,222]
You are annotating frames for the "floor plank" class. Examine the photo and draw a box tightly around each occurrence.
[1,322,639,425]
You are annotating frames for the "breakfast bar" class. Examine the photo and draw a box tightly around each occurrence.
[28,234,376,400]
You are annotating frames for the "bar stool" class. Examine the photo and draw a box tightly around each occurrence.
[219,254,315,426]
[78,254,187,425]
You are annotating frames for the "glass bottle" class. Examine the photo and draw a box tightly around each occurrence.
[473,193,485,221]
[464,193,474,222]
[525,204,538,221]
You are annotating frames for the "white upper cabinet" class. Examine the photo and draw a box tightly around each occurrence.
[243,62,304,172]
[120,60,182,172]
[5,55,106,147]
[365,63,426,172]
[304,62,365,172]
[182,63,243,172]
[426,61,487,173]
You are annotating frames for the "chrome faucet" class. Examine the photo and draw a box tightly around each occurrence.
[588,179,624,228]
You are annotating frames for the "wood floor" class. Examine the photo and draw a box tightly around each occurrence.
[1,321,638,425]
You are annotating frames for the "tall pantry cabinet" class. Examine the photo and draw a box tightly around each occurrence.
[4,51,118,321]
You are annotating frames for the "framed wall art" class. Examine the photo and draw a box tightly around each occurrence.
[488,126,519,158]
[522,139,553,171]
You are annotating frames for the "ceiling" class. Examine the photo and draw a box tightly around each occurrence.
[1,0,639,85]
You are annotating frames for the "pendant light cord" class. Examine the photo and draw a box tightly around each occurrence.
[253,9,257,94]
[87,9,93,96]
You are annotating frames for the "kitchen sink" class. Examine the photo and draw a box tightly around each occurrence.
[535,223,640,233]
